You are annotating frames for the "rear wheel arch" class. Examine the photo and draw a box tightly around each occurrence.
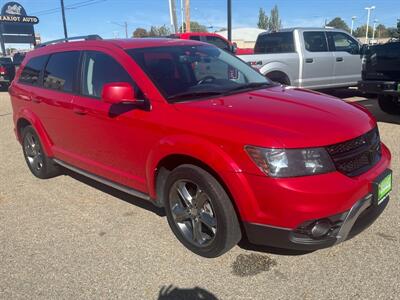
[15,112,54,157]
[265,70,291,85]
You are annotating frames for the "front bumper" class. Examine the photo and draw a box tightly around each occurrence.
[358,80,400,96]
[243,167,391,251]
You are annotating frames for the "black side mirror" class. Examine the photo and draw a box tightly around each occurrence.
[230,42,237,54]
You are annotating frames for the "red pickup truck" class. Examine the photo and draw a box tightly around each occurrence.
[171,32,254,55]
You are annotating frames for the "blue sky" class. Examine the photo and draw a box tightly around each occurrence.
[2,0,398,42]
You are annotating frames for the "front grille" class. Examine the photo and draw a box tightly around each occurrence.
[326,128,381,177]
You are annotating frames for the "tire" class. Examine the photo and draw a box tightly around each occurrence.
[378,95,400,115]
[164,164,241,258]
[21,126,61,179]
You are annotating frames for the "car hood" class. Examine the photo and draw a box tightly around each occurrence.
[173,86,376,148]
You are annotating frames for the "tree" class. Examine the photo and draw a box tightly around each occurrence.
[257,8,268,30]
[268,5,282,31]
[326,17,350,32]
[375,24,389,38]
[180,21,208,32]
[148,25,171,37]
[132,27,148,38]
[353,25,373,38]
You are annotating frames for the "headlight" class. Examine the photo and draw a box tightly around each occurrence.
[245,146,335,178]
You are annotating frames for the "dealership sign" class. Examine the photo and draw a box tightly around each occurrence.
[0,2,39,24]
[0,1,39,52]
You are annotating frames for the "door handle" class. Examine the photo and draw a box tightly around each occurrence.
[305,58,314,63]
[336,57,343,62]
[19,94,31,101]
[73,108,87,115]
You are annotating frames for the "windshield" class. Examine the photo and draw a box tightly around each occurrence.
[126,45,271,102]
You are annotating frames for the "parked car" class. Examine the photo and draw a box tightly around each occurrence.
[9,36,391,257]
[0,56,16,88]
[238,28,362,89]
[171,32,253,55]
[358,41,400,114]
[12,52,26,68]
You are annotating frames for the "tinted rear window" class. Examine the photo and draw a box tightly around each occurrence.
[0,57,12,64]
[43,51,80,92]
[19,55,48,86]
[254,32,295,54]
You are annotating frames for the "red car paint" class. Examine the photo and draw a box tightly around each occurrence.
[9,38,391,250]
[172,32,254,55]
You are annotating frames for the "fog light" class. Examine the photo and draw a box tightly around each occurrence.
[310,219,332,239]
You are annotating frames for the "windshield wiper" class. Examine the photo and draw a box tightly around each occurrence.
[227,82,273,93]
[167,91,223,102]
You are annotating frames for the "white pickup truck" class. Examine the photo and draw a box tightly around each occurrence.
[238,28,362,90]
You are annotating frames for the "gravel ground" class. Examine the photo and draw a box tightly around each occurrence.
[0,91,399,299]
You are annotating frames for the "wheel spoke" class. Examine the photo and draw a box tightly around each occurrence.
[194,191,208,209]
[32,155,43,170]
[200,211,216,230]
[25,145,35,157]
[192,218,203,243]
[176,182,193,207]
[172,205,190,223]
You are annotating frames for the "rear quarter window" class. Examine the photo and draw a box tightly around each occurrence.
[254,32,295,54]
[18,55,48,86]
[43,51,80,92]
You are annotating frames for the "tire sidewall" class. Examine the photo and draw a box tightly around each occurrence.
[164,165,240,258]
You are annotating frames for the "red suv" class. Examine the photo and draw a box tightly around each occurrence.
[9,36,392,258]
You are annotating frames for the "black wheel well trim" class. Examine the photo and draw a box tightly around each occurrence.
[16,118,32,141]
[265,70,291,85]
[154,154,246,234]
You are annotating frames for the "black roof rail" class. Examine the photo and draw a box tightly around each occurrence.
[35,34,102,48]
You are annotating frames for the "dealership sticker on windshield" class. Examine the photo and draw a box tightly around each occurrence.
[378,173,392,204]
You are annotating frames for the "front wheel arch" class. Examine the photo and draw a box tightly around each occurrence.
[265,71,291,85]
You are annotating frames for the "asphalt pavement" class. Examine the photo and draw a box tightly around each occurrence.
[0,91,399,299]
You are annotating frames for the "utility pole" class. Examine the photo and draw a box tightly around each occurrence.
[227,0,232,41]
[365,6,375,43]
[185,0,190,32]
[60,0,68,39]
[351,16,356,35]
[110,21,128,38]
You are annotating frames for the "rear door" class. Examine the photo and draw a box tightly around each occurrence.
[24,51,80,161]
[301,31,334,88]
[327,31,361,86]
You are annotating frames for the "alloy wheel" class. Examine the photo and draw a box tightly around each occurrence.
[24,132,44,171]
[169,179,217,247]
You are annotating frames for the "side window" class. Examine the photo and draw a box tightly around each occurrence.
[189,36,201,41]
[303,32,328,52]
[328,32,359,54]
[206,36,230,51]
[19,55,48,86]
[254,32,295,54]
[81,51,135,98]
[43,51,80,92]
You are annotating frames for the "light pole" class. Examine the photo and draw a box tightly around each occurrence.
[351,16,357,35]
[227,0,232,41]
[365,6,375,43]
[372,19,378,41]
[110,21,128,38]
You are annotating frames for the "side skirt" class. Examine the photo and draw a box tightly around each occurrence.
[53,158,156,204]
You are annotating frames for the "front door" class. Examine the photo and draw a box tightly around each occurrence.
[69,50,149,191]
[327,31,362,86]
[301,31,334,89]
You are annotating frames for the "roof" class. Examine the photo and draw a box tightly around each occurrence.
[218,28,265,42]
[30,37,206,56]
[259,27,348,34]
